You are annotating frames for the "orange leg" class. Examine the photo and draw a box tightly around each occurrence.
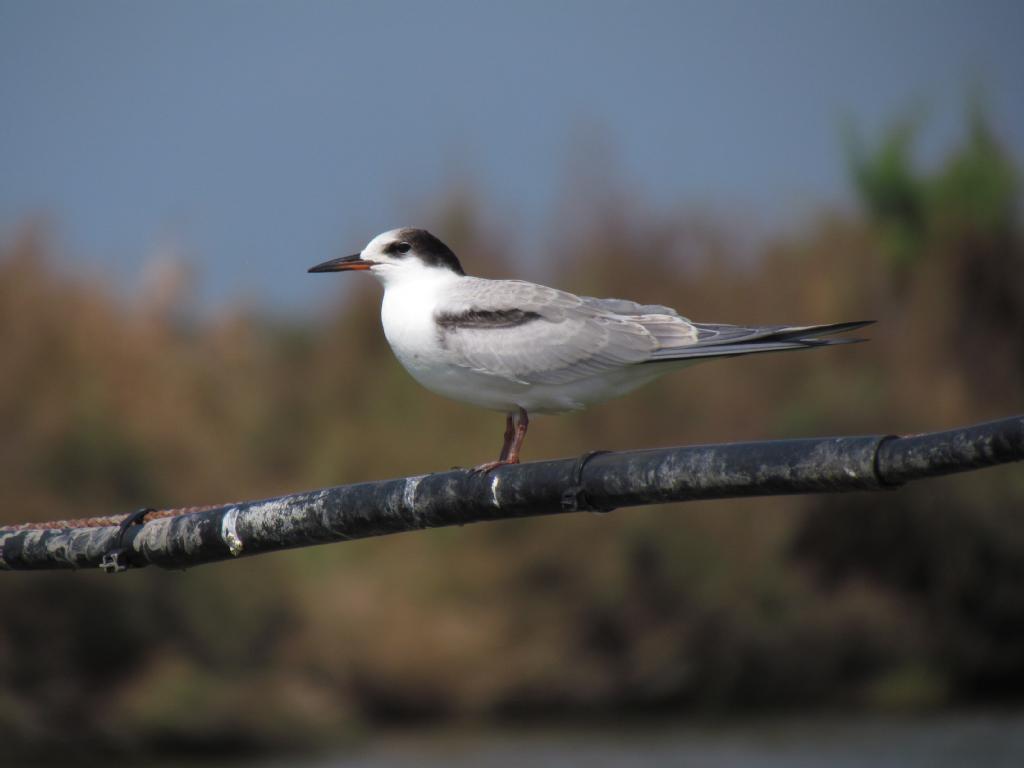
[473,408,529,473]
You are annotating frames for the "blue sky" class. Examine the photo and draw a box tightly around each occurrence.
[1,0,1022,310]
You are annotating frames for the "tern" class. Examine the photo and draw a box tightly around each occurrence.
[310,228,870,472]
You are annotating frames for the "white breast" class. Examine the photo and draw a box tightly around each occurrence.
[380,278,446,372]
[379,273,537,412]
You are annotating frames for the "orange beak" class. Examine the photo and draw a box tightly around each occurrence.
[308,254,376,273]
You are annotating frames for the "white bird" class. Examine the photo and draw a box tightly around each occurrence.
[310,228,871,472]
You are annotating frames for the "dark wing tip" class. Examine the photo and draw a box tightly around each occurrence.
[797,320,876,337]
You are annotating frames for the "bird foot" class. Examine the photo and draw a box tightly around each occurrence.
[468,458,519,474]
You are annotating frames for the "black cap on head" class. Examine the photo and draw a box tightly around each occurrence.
[386,228,465,275]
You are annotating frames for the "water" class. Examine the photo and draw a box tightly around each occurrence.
[306,712,1024,768]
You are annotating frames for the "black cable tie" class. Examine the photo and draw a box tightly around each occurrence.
[99,507,155,574]
[561,450,616,513]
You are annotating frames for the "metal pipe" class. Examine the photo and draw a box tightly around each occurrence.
[1,415,1021,572]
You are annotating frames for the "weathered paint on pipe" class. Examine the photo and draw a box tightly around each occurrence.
[1,415,1021,572]
[875,415,1024,485]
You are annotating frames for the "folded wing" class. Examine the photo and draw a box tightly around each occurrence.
[436,278,870,385]
[646,320,874,361]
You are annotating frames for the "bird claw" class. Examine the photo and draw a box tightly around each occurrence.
[468,459,517,475]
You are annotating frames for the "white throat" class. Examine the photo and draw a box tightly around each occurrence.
[370,261,464,292]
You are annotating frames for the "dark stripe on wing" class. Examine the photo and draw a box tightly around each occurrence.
[435,308,543,330]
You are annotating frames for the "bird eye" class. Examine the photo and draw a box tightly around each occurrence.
[395,242,411,254]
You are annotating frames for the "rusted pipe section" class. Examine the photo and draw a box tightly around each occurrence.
[1,415,1021,572]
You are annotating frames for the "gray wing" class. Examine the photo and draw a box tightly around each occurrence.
[436,278,872,383]
[435,279,698,385]
[647,320,875,361]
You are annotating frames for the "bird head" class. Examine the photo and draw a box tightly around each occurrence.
[309,228,465,286]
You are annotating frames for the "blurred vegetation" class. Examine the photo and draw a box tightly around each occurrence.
[1,105,1023,762]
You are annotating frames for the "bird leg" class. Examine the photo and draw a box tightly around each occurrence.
[498,413,516,461]
[506,407,529,463]
[472,408,529,473]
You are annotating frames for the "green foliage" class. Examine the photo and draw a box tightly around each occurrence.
[848,98,1019,278]
[934,103,1019,238]
[846,113,928,271]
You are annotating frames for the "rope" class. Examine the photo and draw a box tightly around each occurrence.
[0,503,231,532]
